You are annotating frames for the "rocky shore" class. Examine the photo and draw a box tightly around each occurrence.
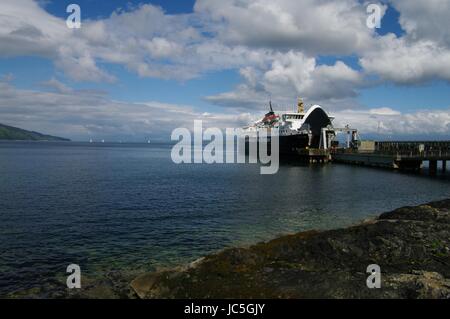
[131,199,450,299]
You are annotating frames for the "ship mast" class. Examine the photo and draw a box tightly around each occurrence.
[297,97,305,113]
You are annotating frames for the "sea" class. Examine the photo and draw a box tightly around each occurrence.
[0,141,449,297]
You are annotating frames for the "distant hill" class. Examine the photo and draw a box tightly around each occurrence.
[0,123,70,141]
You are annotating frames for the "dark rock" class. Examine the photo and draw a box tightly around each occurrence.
[131,199,450,299]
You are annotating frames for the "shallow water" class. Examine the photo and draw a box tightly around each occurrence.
[0,141,449,296]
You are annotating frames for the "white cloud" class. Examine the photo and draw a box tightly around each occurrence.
[391,0,450,47]
[360,35,450,84]
[333,107,450,136]
[0,0,118,82]
[357,0,450,84]
[0,1,197,81]
[1,73,14,82]
[0,81,251,141]
[368,107,401,116]
[0,80,448,140]
[0,0,378,84]
[195,0,381,55]
[143,37,183,59]
[40,77,73,94]
[265,55,362,100]
[1,0,448,87]
[206,52,363,110]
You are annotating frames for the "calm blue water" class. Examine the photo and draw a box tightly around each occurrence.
[0,141,449,296]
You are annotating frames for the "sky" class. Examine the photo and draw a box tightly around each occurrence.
[0,0,449,141]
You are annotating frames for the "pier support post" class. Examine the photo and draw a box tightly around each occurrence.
[397,160,422,171]
[443,160,447,174]
[429,160,437,176]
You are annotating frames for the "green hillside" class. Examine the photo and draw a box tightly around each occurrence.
[0,123,70,141]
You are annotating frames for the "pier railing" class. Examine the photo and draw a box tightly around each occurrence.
[331,147,450,160]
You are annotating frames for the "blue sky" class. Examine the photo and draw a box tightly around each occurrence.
[0,0,449,141]
[43,0,197,17]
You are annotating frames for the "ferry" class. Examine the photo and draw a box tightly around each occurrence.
[242,98,335,155]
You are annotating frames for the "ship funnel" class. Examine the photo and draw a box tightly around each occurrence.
[297,97,304,113]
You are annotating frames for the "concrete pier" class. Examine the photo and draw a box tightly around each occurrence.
[289,141,449,176]
[429,160,438,175]
[332,152,400,169]
[296,148,331,164]
[330,141,450,175]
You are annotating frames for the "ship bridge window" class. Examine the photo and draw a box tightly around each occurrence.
[284,115,303,120]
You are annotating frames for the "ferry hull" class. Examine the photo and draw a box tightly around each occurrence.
[244,134,310,156]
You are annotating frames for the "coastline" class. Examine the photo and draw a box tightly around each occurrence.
[131,199,450,299]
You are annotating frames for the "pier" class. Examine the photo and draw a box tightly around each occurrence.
[291,124,450,175]
[297,148,331,163]
[330,141,450,175]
